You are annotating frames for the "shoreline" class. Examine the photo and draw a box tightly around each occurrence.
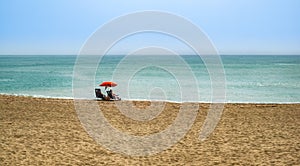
[1,94,299,165]
[1,93,299,104]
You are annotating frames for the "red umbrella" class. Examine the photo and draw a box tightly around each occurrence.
[99,81,117,87]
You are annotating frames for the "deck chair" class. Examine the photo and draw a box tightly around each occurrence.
[95,88,105,99]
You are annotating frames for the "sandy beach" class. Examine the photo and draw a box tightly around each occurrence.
[0,95,299,165]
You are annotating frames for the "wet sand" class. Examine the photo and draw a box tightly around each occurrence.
[0,95,299,165]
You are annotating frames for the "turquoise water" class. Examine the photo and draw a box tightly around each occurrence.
[0,55,299,103]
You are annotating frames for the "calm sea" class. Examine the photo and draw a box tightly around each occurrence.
[0,55,299,103]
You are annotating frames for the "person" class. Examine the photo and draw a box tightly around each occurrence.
[105,86,121,100]
[105,86,114,99]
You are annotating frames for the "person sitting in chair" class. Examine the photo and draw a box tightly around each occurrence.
[105,86,114,99]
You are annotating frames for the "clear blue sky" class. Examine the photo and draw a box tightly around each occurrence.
[1,0,299,55]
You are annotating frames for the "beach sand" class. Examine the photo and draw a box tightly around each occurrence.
[0,95,299,165]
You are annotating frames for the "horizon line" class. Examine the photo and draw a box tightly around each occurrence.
[1,53,300,56]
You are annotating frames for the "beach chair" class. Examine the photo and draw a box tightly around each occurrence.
[95,88,106,100]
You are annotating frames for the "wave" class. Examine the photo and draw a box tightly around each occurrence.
[0,79,14,82]
[0,93,74,100]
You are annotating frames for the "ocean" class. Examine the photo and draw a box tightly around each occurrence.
[0,55,299,103]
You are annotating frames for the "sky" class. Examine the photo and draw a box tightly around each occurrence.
[0,0,300,55]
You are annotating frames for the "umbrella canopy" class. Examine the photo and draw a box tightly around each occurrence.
[99,81,117,87]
